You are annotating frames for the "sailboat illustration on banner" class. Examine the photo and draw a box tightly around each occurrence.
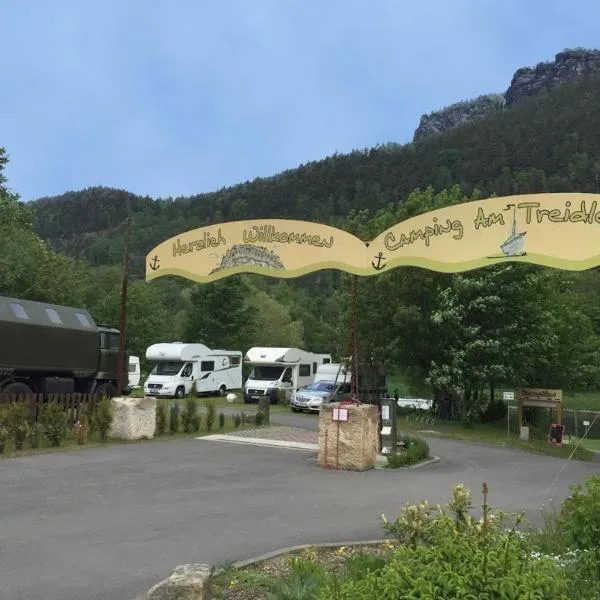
[487,203,527,259]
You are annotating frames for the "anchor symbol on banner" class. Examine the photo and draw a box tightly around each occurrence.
[149,255,161,271]
[371,252,387,271]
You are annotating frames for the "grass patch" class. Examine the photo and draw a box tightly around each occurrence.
[386,436,430,468]
[398,414,596,461]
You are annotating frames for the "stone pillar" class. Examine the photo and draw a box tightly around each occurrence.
[317,403,379,471]
[107,396,157,441]
[257,395,270,425]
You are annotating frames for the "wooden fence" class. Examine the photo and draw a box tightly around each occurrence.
[0,393,99,425]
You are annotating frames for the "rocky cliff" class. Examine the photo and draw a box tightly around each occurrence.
[504,48,600,106]
[413,94,504,142]
[413,48,600,141]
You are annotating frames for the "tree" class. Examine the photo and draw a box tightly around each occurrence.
[183,277,256,351]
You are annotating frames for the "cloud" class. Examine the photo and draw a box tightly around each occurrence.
[1,0,599,201]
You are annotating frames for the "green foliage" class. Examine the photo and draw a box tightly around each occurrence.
[560,475,600,573]
[219,412,225,429]
[266,558,328,600]
[28,422,43,449]
[39,402,68,447]
[4,402,30,450]
[169,402,180,434]
[205,399,216,432]
[156,402,167,436]
[92,397,114,442]
[234,413,242,428]
[181,397,200,433]
[0,424,8,452]
[323,483,570,599]
[385,436,429,468]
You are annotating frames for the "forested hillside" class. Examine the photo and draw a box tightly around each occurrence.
[3,71,600,422]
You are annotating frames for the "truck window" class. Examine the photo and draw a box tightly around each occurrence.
[200,361,215,372]
[299,364,311,377]
[101,333,120,350]
[181,363,193,377]
[9,302,29,320]
[76,312,92,328]
[45,308,63,325]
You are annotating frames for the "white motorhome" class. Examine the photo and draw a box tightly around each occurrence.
[128,355,141,389]
[313,362,351,385]
[243,347,332,404]
[144,342,242,399]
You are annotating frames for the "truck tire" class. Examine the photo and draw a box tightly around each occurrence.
[95,383,118,399]
[2,381,33,397]
[175,386,185,399]
[218,385,226,397]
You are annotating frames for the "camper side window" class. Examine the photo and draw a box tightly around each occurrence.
[230,355,241,366]
[200,361,215,372]
[312,362,317,374]
[299,364,311,377]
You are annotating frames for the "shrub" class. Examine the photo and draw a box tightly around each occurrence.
[92,397,114,442]
[169,402,180,434]
[559,475,600,579]
[318,483,570,599]
[181,397,198,433]
[5,402,30,450]
[219,412,225,429]
[234,413,242,428]
[205,399,216,432]
[28,422,43,449]
[156,402,167,436]
[39,402,68,447]
[0,425,8,453]
[386,436,429,468]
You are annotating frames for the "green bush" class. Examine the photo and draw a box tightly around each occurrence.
[205,399,216,432]
[318,483,570,599]
[0,425,8,453]
[169,402,180,434]
[219,412,225,429]
[39,402,68,447]
[559,475,600,583]
[386,436,429,468]
[181,397,198,433]
[92,397,114,442]
[156,402,167,436]
[28,422,43,449]
[4,402,30,450]
[234,413,242,428]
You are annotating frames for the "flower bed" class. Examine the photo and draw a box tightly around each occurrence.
[212,477,600,599]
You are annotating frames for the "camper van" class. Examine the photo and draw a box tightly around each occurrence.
[144,342,242,399]
[128,355,141,389]
[243,347,332,404]
[313,362,351,385]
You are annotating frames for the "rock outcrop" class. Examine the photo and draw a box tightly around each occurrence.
[144,564,213,600]
[108,396,157,441]
[413,94,504,142]
[504,48,600,106]
[413,48,600,141]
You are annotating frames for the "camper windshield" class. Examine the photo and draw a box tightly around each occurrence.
[250,366,285,381]
[306,381,335,392]
[151,361,184,376]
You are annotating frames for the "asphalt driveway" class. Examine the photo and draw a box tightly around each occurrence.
[0,421,597,600]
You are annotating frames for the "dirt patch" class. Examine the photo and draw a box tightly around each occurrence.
[212,541,396,599]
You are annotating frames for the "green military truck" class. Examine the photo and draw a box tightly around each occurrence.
[0,295,125,398]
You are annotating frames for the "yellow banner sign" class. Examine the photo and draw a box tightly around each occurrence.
[145,193,600,283]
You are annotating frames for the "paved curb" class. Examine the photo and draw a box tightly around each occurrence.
[226,538,391,570]
[197,434,318,451]
[375,455,441,470]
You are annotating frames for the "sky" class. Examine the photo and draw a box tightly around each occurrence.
[2,0,599,202]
